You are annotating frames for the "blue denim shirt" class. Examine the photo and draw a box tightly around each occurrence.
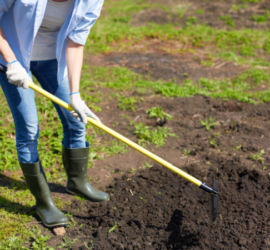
[0,0,103,83]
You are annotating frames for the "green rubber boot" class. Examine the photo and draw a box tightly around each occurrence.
[62,142,109,202]
[20,160,69,228]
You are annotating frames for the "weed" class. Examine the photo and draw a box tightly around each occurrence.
[196,9,204,14]
[68,217,77,228]
[142,162,153,168]
[210,139,218,148]
[128,168,136,173]
[108,223,119,233]
[200,117,219,131]
[220,15,235,28]
[250,149,265,164]
[75,195,86,202]
[104,140,128,156]
[263,39,270,53]
[32,228,53,250]
[177,3,190,18]
[57,237,79,249]
[0,236,29,249]
[133,123,177,147]
[146,107,173,120]
[84,241,94,250]
[231,4,248,12]
[118,95,138,111]
[182,149,191,156]
[216,51,238,62]
[233,144,242,151]
[186,16,198,26]
[252,15,268,23]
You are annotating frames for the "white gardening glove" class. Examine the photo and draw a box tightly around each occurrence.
[6,61,29,89]
[70,92,101,124]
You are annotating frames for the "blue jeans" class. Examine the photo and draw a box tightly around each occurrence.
[0,60,86,163]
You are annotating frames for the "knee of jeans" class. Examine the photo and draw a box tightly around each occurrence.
[71,122,86,138]
[16,122,39,145]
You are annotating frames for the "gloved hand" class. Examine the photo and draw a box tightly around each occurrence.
[6,61,29,89]
[70,92,101,124]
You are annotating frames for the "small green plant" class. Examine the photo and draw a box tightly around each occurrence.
[57,237,79,249]
[177,3,191,18]
[200,117,219,131]
[231,4,248,12]
[233,144,242,151]
[252,15,267,23]
[142,162,153,169]
[146,107,173,120]
[128,168,136,173]
[133,123,177,147]
[111,16,130,23]
[68,217,77,228]
[104,140,128,156]
[250,149,265,164]
[108,223,119,233]
[75,195,86,202]
[32,228,53,250]
[186,16,197,26]
[118,95,138,111]
[220,15,235,27]
[263,39,270,53]
[182,149,191,156]
[196,9,204,14]
[84,240,94,250]
[210,139,218,148]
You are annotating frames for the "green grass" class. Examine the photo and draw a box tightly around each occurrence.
[87,0,270,68]
[81,64,270,104]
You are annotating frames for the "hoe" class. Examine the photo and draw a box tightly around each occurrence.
[0,64,219,222]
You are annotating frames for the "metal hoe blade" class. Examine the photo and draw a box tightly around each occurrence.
[210,179,219,223]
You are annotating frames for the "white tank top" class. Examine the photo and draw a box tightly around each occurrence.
[31,0,74,61]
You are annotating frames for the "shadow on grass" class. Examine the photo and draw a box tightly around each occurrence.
[0,173,67,217]
[0,173,67,193]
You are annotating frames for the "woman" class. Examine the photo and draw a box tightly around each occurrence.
[0,0,108,228]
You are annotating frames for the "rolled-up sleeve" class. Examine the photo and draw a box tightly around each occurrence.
[68,0,103,45]
[0,0,14,21]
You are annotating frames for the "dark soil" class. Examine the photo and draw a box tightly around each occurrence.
[86,52,241,83]
[36,93,270,249]
[47,160,270,250]
[132,0,270,30]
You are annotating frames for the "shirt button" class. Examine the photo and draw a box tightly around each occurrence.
[25,4,28,7]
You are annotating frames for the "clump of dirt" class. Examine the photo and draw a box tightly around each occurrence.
[47,160,270,250]
[132,0,270,30]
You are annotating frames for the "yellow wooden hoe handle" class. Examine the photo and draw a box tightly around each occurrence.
[29,81,203,187]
